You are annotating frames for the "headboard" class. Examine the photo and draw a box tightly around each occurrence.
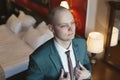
[5,0,46,27]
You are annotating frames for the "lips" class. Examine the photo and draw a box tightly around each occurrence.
[68,33,74,36]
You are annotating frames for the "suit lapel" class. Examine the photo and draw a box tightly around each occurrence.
[49,38,82,72]
[72,39,81,64]
[49,39,63,72]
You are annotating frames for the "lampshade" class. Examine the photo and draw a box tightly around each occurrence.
[110,27,119,47]
[87,32,104,54]
[60,1,69,9]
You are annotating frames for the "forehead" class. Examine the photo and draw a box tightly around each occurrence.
[53,10,74,25]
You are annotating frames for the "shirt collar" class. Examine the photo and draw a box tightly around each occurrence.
[54,40,72,52]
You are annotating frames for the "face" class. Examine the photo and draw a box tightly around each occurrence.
[49,10,76,42]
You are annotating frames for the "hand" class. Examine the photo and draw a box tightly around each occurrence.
[58,69,70,80]
[74,62,91,80]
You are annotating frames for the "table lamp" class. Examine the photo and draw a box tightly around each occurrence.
[87,32,104,64]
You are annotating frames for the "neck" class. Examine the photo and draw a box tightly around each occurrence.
[54,38,71,49]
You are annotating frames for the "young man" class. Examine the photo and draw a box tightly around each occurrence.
[26,6,91,80]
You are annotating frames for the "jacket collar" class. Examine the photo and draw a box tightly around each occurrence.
[72,39,80,64]
[49,38,80,72]
[49,38,63,72]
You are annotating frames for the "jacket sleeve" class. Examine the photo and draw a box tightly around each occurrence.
[77,38,92,80]
[26,55,44,80]
[83,39,92,80]
[83,49,91,73]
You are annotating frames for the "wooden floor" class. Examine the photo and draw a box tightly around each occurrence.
[92,59,120,80]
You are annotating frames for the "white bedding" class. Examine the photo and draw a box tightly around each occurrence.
[0,25,33,78]
[0,15,53,78]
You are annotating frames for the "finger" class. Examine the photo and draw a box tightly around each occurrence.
[66,72,70,79]
[60,69,64,78]
[74,67,81,74]
[78,61,86,70]
[74,68,81,79]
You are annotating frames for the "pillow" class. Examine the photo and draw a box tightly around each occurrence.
[34,33,53,49]
[6,14,22,34]
[23,27,53,50]
[23,27,43,49]
[18,11,36,28]
[19,10,26,17]
[36,21,46,33]
[36,21,53,36]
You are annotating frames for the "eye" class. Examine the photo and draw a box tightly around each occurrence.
[71,21,75,25]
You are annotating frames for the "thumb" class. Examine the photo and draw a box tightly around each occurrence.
[79,61,86,70]
[66,72,70,79]
[60,69,64,78]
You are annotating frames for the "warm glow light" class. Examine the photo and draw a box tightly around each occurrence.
[110,27,119,47]
[60,1,69,9]
[87,32,104,54]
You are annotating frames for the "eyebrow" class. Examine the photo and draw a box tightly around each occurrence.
[56,19,75,26]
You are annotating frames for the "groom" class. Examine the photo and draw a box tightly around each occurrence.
[26,6,91,80]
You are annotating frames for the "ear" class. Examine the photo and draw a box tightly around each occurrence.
[48,24,55,33]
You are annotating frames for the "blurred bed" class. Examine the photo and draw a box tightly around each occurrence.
[0,24,33,78]
[0,10,53,79]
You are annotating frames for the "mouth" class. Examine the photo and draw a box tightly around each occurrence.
[68,33,74,36]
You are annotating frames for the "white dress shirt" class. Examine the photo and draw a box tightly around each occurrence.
[54,40,76,72]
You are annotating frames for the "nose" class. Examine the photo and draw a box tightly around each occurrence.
[68,24,73,31]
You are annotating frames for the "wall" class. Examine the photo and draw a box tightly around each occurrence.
[95,0,110,43]
[85,0,98,37]
[86,0,110,39]
[69,0,87,37]
[0,0,7,24]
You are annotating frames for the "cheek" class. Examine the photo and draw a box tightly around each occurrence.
[73,26,76,32]
[73,25,76,30]
[55,29,67,35]
[70,26,76,32]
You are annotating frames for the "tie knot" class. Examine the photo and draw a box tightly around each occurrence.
[65,50,70,57]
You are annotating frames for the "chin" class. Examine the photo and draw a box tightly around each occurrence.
[68,36,75,40]
[71,35,75,39]
[71,37,75,40]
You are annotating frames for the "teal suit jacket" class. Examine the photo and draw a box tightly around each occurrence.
[26,37,91,80]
